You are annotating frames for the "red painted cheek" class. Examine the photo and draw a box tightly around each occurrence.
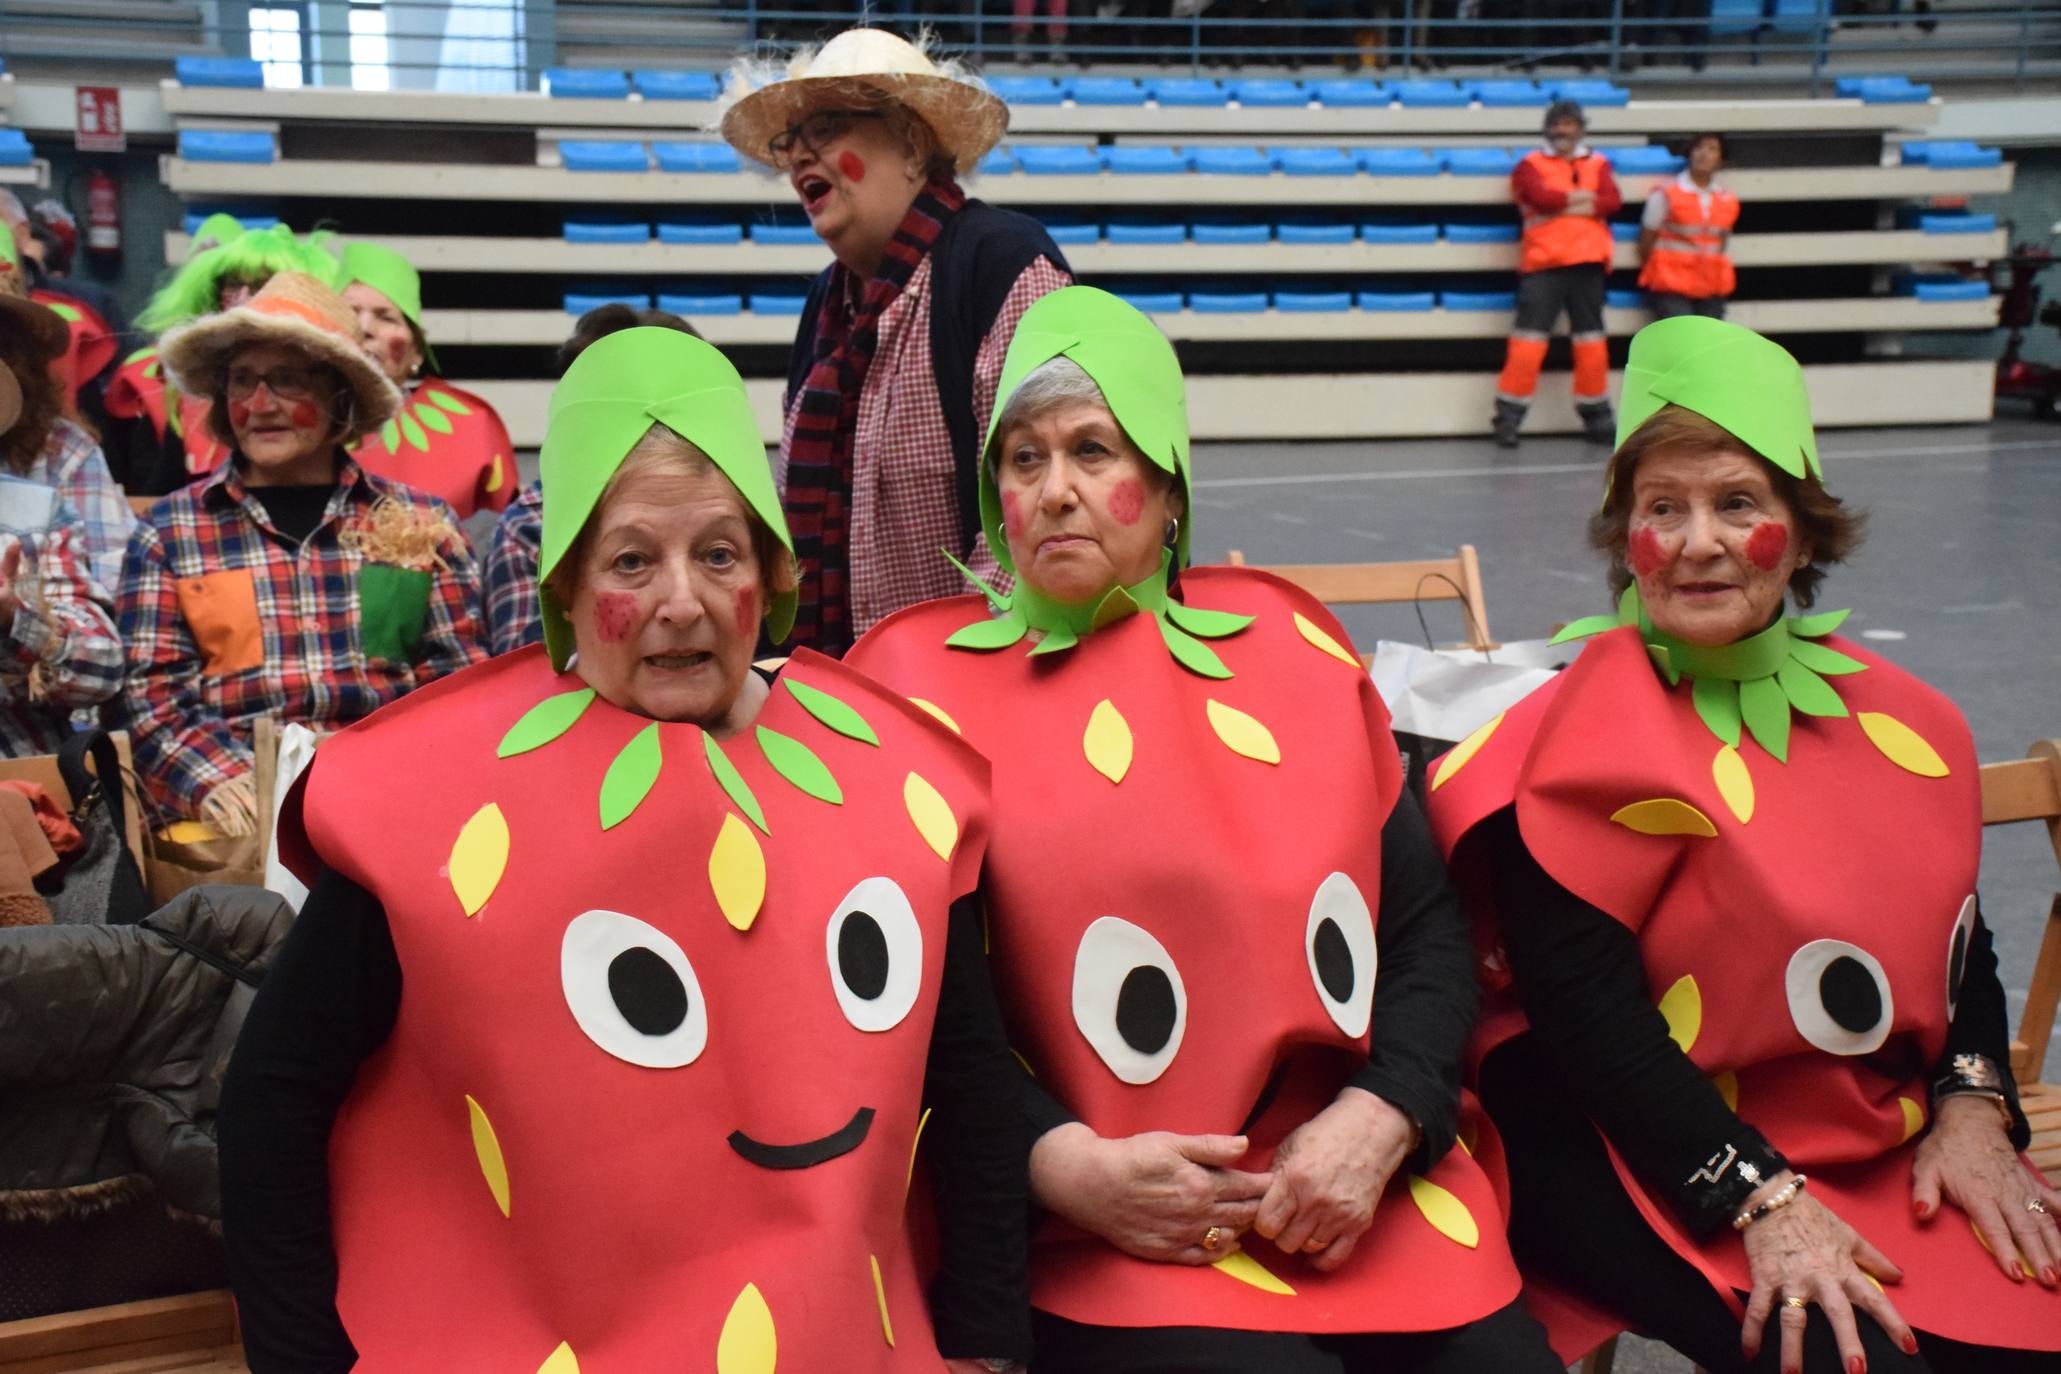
[1628,527,1671,577]
[1745,521,1790,572]
[289,400,321,429]
[836,151,867,184]
[592,591,639,643]
[227,401,251,430]
[1106,478,1145,527]
[385,335,410,367]
[1000,490,1026,540]
[732,585,758,631]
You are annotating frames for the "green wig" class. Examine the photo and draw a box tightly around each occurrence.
[136,224,340,336]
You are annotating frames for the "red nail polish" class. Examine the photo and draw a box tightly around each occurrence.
[1912,1200,1927,1217]
[2045,1267,2060,1287]
[1901,1335,1919,1356]
[1848,1356,1865,1374]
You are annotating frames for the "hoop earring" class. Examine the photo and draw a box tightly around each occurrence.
[1163,515,1181,551]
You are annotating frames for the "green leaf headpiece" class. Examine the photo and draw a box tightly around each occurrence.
[1615,316,1822,483]
[337,240,440,373]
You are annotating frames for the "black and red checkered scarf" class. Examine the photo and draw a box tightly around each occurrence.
[783,176,966,656]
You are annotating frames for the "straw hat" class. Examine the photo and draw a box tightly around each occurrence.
[0,231,67,363]
[719,28,1008,176]
[159,272,402,443]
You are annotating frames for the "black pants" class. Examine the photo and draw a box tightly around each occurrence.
[1514,262,1608,338]
[1480,1035,2053,1374]
[1030,1298,1562,1373]
[1650,291,1728,320]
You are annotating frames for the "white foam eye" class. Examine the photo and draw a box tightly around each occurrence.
[1785,939,1894,1056]
[1306,872,1377,1038]
[1945,894,1977,1019]
[561,910,708,1068]
[826,876,923,1032]
[1073,916,1187,1085]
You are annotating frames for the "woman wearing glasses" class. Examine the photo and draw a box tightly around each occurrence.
[719,27,1071,656]
[113,272,484,834]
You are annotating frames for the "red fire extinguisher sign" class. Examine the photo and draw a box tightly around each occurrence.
[75,86,125,153]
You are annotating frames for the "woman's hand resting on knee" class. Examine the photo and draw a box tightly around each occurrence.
[1738,1172,1914,1374]
[1029,1123,1272,1265]
[1911,1094,2061,1288]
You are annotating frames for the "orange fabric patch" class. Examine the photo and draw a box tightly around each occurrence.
[175,568,265,677]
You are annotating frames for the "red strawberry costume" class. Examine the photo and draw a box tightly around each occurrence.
[349,380,514,518]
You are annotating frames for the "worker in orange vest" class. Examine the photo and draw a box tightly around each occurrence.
[1494,99,1622,449]
[1637,132,1739,320]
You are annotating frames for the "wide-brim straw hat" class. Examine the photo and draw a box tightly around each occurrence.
[719,28,1008,176]
[159,271,402,443]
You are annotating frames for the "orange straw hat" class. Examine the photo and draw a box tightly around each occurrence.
[159,271,402,442]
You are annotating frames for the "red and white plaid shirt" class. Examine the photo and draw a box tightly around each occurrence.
[779,255,1073,641]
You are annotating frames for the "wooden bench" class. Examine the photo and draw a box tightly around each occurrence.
[0,1291,242,1373]
[1223,544,1494,660]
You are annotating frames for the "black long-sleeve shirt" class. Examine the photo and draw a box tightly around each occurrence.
[1024,790,1478,1176]
[219,868,1031,1373]
[1475,805,2028,1240]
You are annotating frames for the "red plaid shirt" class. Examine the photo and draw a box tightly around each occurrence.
[115,460,485,817]
[778,254,1072,641]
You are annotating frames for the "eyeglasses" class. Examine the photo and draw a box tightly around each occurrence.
[767,110,882,167]
[225,365,320,402]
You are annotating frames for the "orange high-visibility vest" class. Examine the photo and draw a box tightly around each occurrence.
[1517,150,1614,274]
[1638,179,1740,299]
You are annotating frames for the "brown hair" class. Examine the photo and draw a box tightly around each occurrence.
[1588,403,1865,610]
[0,336,63,474]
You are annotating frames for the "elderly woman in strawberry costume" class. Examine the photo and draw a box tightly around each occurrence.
[218,327,1031,1374]
[847,287,1561,1373]
[1429,317,2060,1374]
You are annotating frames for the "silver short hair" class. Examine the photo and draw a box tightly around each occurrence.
[992,356,1109,449]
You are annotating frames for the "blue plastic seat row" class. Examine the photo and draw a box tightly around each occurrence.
[1899,140,2004,170]
[991,143,1680,177]
[1107,289,1530,314]
[1834,74,1933,104]
[178,130,277,165]
[181,209,281,235]
[1915,211,1999,235]
[558,141,746,173]
[566,291,810,316]
[983,74,1629,109]
[175,57,264,89]
[563,219,836,245]
[543,69,723,101]
[1891,273,1993,302]
[0,128,31,168]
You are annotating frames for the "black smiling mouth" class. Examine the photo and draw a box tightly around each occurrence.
[727,1105,875,1170]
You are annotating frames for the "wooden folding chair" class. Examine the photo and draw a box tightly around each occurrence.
[0,1290,243,1373]
[1980,739,2061,1184]
[1224,545,1495,662]
[0,731,150,879]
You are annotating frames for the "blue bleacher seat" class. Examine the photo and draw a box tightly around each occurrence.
[546,69,630,99]
[634,71,721,101]
[1191,291,1270,313]
[1194,146,1276,176]
[1898,141,1932,164]
[178,131,276,165]
[1359,223,1440,244]
[750,224,821,245]
[1907,141,2002,169]
[1119,291,1186,315]
[1443,222,1521,244]
[1443,290,1519,311]
[750,293,809,315]
[1017,145,1102,175]
[565,292,652,313]
[1278,221,1355,245]
[564,221,652,244]
[1919,212,1998,234]
[1103,145,1192,175]
[1312,80,1390,107]
[1611,220,1642,242]
[1894,274,1991,302]
[1041,220,1103,245]
[986,75,1068,105]
[175,57,264,89]
[1356,147,1442,176]
[563,140,651,172]
[1394,80,1469,108]
[1152,78,1227,107]
[1767,0,1824,33]
[1608,146,1685,175]
[652,142,740,173]
[1275,290,1354,312]
[1834,76,1870,97]
[0,129,31,168]
[1193,222,1272,244]
[656,293,743,316]
[1709,0,1764,36]
[1861,78,1931,103]
[1606,288,1647,309]
[181,211,280,234]
[977,148,1019,176]
[1234,79,1308,108]
[1276,147,1357,177]
[1444,147,1519,177]
[1108,220,1187,245]
[1553,80,1630,107]
[1073,77,1148,106]
[1473,80,1545,108]
[1358,291,1437,312]
[658,220,743,245]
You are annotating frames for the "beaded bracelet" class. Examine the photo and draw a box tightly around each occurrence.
[1732,1173,1809,1232]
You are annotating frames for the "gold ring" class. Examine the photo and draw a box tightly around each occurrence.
[1784,1297,1809,1310]
[1202,1226,1222,1251]
[2029,1198,2050,1216]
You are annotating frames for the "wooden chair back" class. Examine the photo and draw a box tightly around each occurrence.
[1223,545,1494,658]
[0,1291,241,1373]
[124,495,155,518]
[0,732,149,879]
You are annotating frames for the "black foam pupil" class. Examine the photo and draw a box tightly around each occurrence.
[1116,966,1177,1055]
[838,912,890,1001]
[1313,918,1355,1002]
[608,947,688,1036]
[1820,956,1882,1034]
[1949,925,1969,1001]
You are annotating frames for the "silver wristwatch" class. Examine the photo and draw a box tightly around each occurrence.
[975,1360,1026,1373]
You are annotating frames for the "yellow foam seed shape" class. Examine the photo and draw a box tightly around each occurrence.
[1430,713,1503,792]
[465,1094,510,1218]
[869,1254,895,1348]
[1408,1176,1480,1249]
[1083,699,1134,784]
[1211,1251,1296,1295]
[1970,1220,2037,1279]
[1294,611,1361,669]
[904,772,958,861]
[1712,1070,1740,1112]
[717,1282,777,1374]
[1858,712,1950,778]
[908,698,960,734]
[709,813,767,932]
[1712,745,1754,824]
[448,803,510,917]
[1658,974,1702,1054]
[1206,699,1281,765]
[1899,1096,1926,1143]
[536,1343,578,1374]
[906,1106,932,1198]
[1611,798,1718,838]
